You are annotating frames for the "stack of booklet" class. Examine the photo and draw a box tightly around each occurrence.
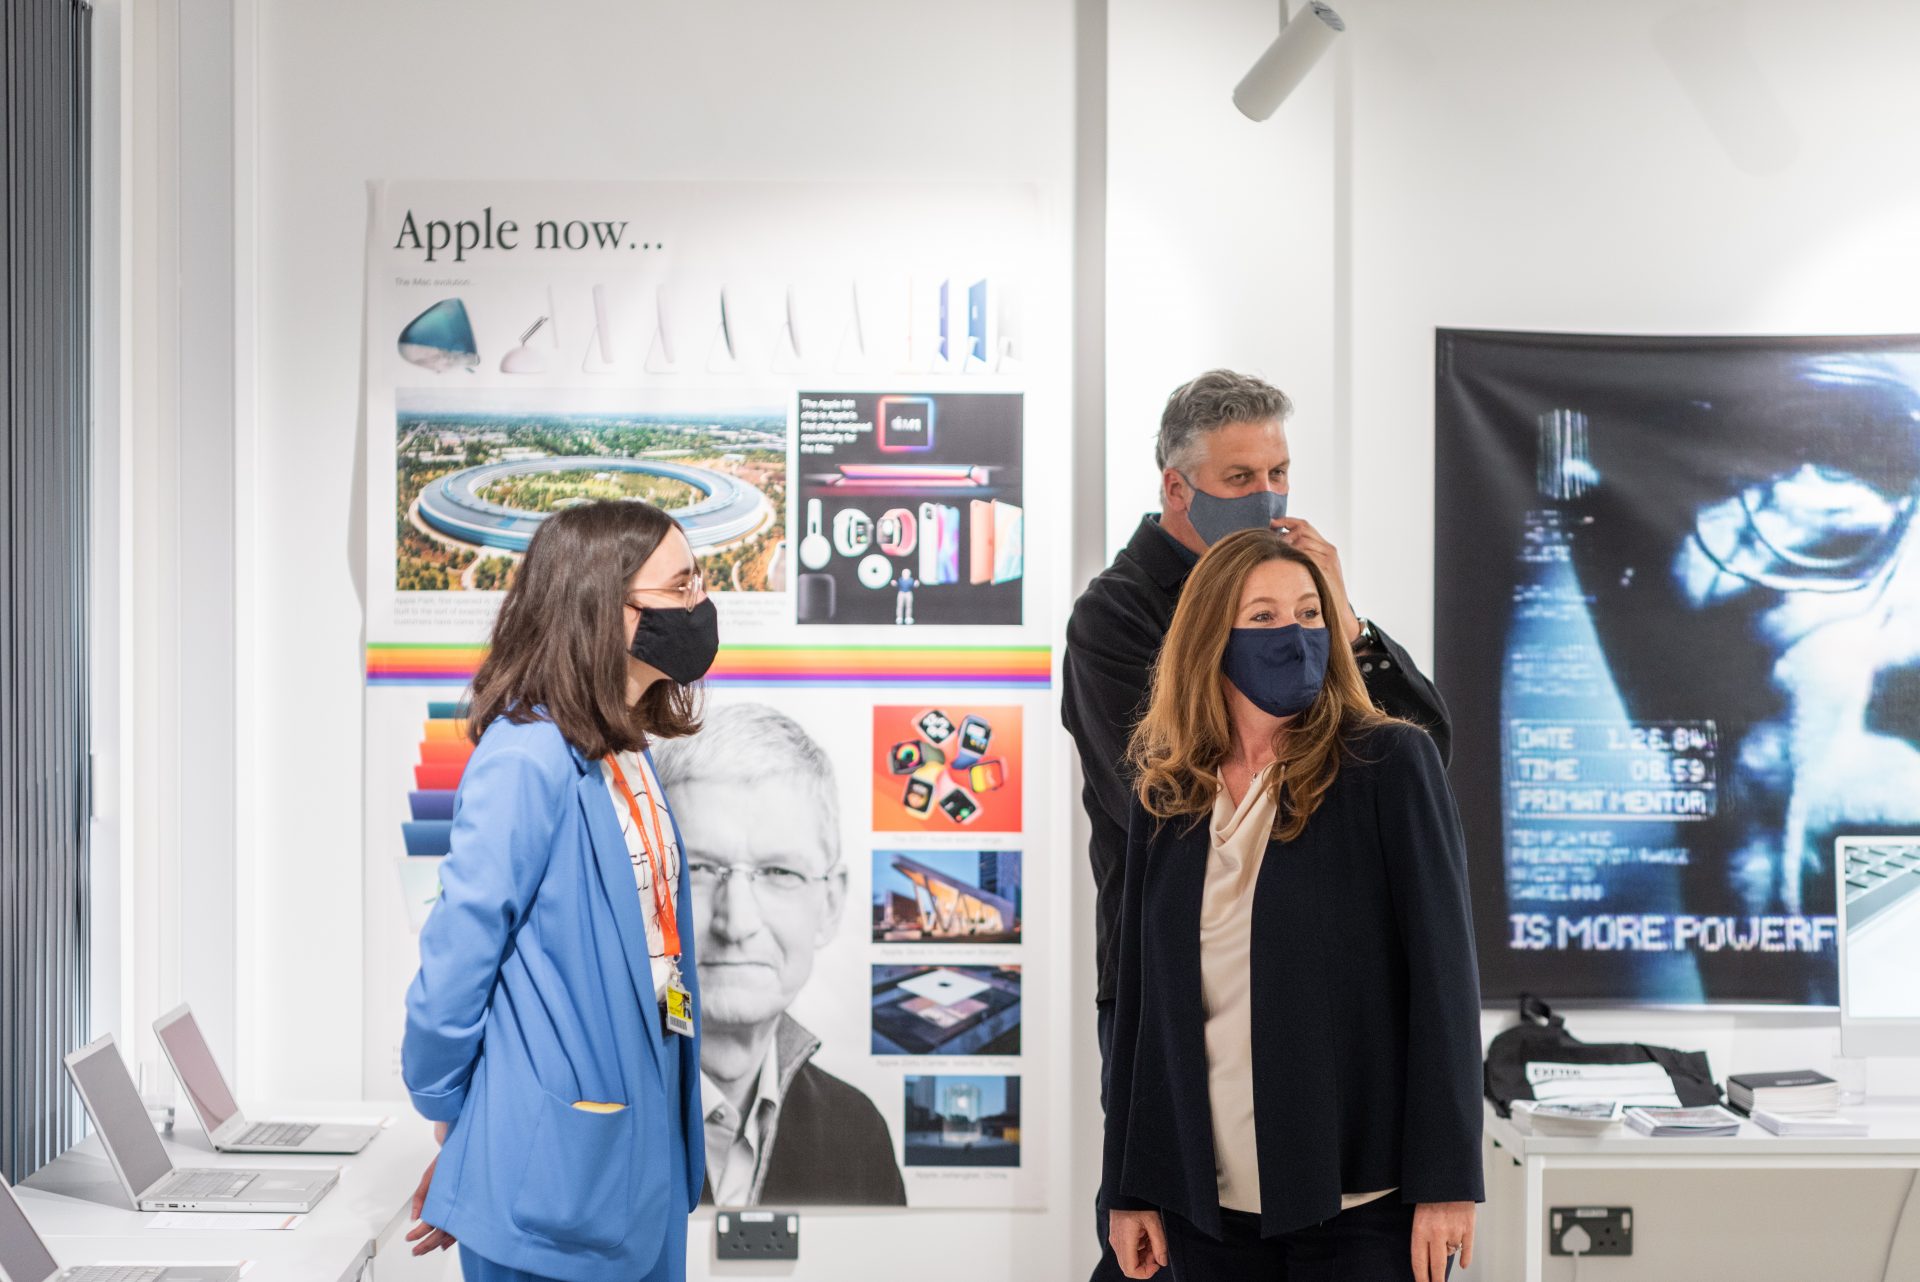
[1510,1100,1622,1137]
[1623,1104,1744,1137]
[1725,1070,1839,1116]
[1750,1108,1869,1137]
[1724,1070,1864,1135]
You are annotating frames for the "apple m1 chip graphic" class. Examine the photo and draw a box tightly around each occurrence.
[878,396,935,452]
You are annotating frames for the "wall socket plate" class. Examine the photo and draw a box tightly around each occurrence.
[1549,1205,1633,1256]
[716,1209,800,1260]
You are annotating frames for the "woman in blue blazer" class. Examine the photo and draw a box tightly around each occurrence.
[1103,530,1483,1282]
[402,500,718,1282]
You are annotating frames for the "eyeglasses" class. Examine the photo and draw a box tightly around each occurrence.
[1691,465,1919,594]
[687,859,832,902]
[625,569,707,612]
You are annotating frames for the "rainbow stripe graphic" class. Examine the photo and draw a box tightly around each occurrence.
[402,700,471,858]
[366,643,1053,689]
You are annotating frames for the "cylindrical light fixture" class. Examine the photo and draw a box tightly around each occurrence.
[1232,1,1346,122]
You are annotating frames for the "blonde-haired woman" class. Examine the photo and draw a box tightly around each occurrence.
[1102,528,1482,1282]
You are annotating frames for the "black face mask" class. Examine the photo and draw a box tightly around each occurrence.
[629,596,720,685]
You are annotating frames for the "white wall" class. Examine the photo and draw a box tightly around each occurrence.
[242,1,1080,1279]
[90,0,128,1069]
[1344,0,1920,671]
[1106,1,1920,1278]
[1105,0,1343,559]
[115,0,247,1108]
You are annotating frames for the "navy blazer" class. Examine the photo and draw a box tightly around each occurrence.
[1063,515,1454,1005]
[404,715,703,1281]
[1101,721,1484,1240]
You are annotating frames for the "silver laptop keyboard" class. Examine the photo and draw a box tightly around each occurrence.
[235,1121,317,1147]
[1843,838,1920,927]
[159,1170,255,1199]
[63,1268,166,1282]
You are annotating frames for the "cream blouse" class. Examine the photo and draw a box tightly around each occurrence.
[1202,763,1394,1215]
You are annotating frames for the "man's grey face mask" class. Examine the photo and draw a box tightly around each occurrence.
[1182,476,1288,546]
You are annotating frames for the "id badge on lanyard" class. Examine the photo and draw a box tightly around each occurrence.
[607,754,695,1038]
[664,964,695,1038]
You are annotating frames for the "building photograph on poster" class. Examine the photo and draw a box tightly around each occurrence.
[902,1075,1022,1168]
[871,964,1022,1056]
[871,704,1023,834]
[873,850,1022,944]
[393,386,786,593]
[795,391,1023,626]
[1436,331,1920,1006]
[650,701,909,1207]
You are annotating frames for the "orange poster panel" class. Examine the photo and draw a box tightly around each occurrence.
[871,705,1023,834]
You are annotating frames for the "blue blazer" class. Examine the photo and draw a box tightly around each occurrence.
[404,715,703,1281]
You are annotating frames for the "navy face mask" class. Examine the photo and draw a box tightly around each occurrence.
[1221,623,1330,718]
[1183,478,1288,546]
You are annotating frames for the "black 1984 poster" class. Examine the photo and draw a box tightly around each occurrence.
[1436,331,1920,1005]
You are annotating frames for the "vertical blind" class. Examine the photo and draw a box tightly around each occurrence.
[1,0,93,1185]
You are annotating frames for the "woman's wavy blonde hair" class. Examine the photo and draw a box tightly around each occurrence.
[1127,528,1394,842]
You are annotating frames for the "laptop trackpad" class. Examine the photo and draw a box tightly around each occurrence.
[245,1175,321,1196]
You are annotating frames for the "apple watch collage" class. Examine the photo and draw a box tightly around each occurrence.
[888,708,1005,825]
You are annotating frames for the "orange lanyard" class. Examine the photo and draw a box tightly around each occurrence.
[604,753,681,959]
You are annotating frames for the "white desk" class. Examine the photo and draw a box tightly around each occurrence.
[1484,1097,1920,1281]
[37,1231,373,1282]
[18,1104,439,1280]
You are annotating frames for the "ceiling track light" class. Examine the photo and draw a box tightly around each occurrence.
[1232,0,1345,122]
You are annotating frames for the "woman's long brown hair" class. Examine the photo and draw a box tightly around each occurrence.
[1127,528,1394,842]
[467,500,702,756]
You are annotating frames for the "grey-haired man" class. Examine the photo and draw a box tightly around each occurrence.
[1063,369,1451,1279]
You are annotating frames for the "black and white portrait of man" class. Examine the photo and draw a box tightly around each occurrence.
[653,701,908,1206]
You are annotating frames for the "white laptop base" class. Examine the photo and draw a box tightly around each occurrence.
[214,1120,380,1156]
[1,1176,241,1282]
[153,1004,378,1155]
[62,1035,339,1215]
[62,1269,238,1282]
[60,1268,238,1282]
[135,1168,339,1214]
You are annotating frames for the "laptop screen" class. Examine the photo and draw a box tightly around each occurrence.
[66,1038,173,1199]
[155,1008,240,1131]
[0,1176,60,1282]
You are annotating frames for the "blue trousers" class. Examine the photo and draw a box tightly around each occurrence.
[460,1037,689,1282]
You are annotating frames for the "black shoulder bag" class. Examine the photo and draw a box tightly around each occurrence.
[1483,994,1723,1118]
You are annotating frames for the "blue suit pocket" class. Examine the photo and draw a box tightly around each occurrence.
[509,1092,638,1250]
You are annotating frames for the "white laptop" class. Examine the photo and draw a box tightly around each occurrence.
[61,1036,337,1214]
[1837,834,1920,1056]
[154,1005,379,1155]
[0,1174,239,1282]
